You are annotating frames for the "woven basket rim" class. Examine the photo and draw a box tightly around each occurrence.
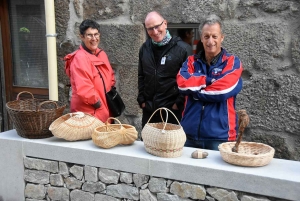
[218,141,275,157]
[144,122,182,132]
[49,112,103,129]
[6,99,66,111]
[6,91,66,112]
[95,125,123,132]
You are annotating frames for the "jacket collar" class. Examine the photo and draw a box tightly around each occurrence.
[195,47,225,65]
[146,35,180,48]
[79,45,104,65]
[81,42,102,56]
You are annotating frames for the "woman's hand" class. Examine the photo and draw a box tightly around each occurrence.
[92,100,101,109]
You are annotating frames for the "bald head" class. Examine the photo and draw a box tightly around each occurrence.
[145,11,164,24]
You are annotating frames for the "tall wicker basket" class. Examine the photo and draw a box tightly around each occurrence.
[141,107,186,158]
[6,91,66,139]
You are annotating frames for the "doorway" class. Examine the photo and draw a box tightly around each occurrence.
[0,0,49,131]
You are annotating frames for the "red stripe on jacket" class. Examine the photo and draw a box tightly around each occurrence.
[227,97,237,141]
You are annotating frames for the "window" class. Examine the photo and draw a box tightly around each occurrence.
[8,1,48,88]
[169,24,200,54]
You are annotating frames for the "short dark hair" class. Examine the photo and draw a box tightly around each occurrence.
[198,14,223,36]
[79,19,100,35]
[177,28,193,39]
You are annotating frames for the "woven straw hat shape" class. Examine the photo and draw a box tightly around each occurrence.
[92,117,138,149]
[218,142,275,167]
[141,107,186,158]
[49,112,104,141]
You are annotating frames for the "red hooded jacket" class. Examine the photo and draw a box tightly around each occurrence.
[64,45,115,122]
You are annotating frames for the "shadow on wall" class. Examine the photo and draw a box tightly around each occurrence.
[0,196,3,201]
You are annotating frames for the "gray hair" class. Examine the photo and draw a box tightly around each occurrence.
[198,14,223,36]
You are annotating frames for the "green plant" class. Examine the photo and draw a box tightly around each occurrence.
[19,27,30,33]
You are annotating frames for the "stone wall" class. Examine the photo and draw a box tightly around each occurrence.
[24,157,286,201]
[54,0,300,161]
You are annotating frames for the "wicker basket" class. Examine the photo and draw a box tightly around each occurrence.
[6,91,66,139]
[218,142,275,167]
[141,107,186,158]
[119,123,138,145]
[49,112,104,141]
[92,117,137,149]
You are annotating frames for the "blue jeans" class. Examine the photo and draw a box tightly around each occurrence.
[184,139,226,151]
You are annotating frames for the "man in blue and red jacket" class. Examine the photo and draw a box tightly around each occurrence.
[176,14,243,150]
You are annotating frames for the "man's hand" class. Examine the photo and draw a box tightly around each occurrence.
[172,103,178,110]
[141,102,145,108]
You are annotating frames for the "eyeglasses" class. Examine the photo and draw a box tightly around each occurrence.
[146,20,164,32]
[85,33,100,39]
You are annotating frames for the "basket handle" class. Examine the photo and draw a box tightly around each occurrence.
[146,107,181,132]
[70,112,85,118]
[37,101,58,111]
[106,117,123,129]
[16,91,34,100]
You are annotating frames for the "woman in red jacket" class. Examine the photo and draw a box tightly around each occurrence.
[64,19,115,122]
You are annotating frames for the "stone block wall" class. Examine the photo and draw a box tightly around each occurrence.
[23,157,286,201]
[54,0,300,161]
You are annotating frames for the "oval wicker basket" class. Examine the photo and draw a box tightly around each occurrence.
[119,124,138,145]
[218,142,275,167]
[141,107,186,158]
[92,117,138,149]
[49,112,104,141]
[6,91,66,139]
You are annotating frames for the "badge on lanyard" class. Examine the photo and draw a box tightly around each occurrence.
[161,56,166,65]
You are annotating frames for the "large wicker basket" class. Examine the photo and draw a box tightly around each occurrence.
[6,91,66,139]
[49,112,104,141]
[141,107,186,158]
[218,142,275,167]
[92,117,138,149]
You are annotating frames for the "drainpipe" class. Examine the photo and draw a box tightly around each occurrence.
[44,0,58,101]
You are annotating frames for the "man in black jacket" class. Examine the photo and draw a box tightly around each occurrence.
[137,11,193,127]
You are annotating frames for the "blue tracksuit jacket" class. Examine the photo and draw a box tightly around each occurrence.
[176,48,243,141]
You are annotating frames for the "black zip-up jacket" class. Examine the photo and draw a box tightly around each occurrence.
[137,36,192,113]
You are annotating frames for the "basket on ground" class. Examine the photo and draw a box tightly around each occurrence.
[6,91,66,139]
[49,112,104,141]
[141,107,186,158]
[218,142,275,167]
[92,117,138,149]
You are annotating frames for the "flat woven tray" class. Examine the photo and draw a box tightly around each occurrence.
[218,142,275,167]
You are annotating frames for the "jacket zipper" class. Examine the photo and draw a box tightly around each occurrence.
[148,38,177,110]
[153,68,157,109]
[198,104,205,140]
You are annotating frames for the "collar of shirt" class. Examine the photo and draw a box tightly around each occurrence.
[198,49,222,66]
[81,42,101,55]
